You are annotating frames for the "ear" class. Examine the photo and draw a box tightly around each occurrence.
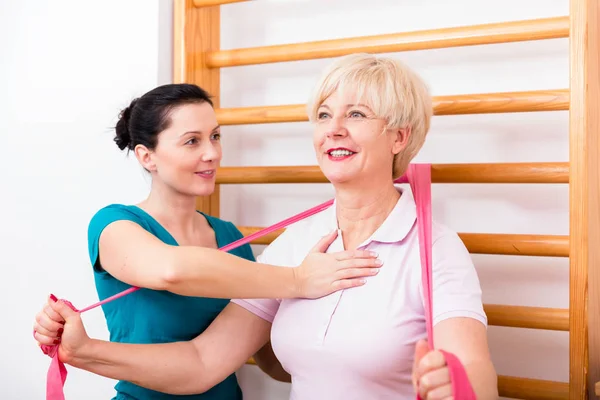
[391,127,411,155]
[133,144,157,172]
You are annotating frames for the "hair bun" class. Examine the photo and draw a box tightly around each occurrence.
[114,98,138,150]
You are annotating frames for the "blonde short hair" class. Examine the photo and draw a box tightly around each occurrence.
[307,53,433,178]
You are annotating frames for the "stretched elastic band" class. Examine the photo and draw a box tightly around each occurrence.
[39,166,475,399]
[408,164,476,400]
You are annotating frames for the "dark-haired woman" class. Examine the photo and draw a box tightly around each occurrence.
[33,83,381,400]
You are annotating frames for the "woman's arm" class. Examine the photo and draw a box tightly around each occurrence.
[99,221,381,299]
[253,342,291,383]
[412,231,498,399]
[413,317,498,400]
[41,300,273,395]
[439,318,497,398]
[414,318,498,399]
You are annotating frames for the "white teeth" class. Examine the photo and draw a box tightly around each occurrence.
[330,149,354,157]
[199,171,213,175]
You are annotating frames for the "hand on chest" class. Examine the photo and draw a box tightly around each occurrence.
[271,245,425,376]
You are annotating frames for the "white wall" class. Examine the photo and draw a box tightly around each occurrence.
[1,0,570,399]
[0,1,172,398]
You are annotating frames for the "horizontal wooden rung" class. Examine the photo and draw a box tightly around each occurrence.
[207,17,569,68]
[485,304,568,331]
[216,162,568,184]
[243,361,567,399]
[237,226,568,257]
[215,89,568,125]
[460,232,569,257]
[498,375,569,399]
[193,0,247,6]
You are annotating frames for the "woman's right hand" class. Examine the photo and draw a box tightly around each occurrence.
[294,230,383,298]
[33,295,90,364]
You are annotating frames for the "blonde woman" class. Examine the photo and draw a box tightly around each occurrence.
[35,54,498,399]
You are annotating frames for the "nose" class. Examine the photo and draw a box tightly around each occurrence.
[200,141,221,163]
[325,116,348,138]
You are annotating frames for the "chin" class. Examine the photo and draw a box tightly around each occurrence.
[323,171,356,186]
[184,180,216,197]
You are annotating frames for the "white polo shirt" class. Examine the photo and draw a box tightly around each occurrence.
[232,187,487,399]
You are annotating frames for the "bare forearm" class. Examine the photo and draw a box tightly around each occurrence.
[165,246,299,299]
[70,339,210,395]
[432,318,498,399]
[465,360,498,399]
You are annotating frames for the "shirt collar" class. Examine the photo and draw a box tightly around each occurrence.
[314,186,417,247]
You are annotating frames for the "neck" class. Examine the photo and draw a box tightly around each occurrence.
[138,181,200,234]
[334,180,400,250]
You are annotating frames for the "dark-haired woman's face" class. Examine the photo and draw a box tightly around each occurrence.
[146,102,222,197]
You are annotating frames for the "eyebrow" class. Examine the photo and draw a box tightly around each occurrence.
[318,104,372,110]
[180,125,220,137]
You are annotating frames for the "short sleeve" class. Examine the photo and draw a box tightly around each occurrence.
[230,251,282,323]
[429,230,487,327]
[87,205,146,272]
[229,227,299,323]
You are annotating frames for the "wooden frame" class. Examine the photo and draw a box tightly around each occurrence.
[173,0,599,399]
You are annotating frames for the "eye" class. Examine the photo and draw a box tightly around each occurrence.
[317,111,330,120]
[349,110,366,118]
[184,137,197,145]
[211,132,221,141]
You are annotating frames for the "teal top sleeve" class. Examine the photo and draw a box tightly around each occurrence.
[87,204,159,272]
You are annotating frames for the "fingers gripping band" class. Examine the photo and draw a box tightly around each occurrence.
[36,300,78,400]
[39,164,476,399]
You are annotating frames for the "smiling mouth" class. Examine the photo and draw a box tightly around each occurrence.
[195,170,215,178]
[327,149,356,159]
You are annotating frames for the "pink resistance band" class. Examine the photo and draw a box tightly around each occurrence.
[39,164,475,399]
[407,164,477,400]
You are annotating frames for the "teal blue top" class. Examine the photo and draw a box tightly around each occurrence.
[87,204,255,400]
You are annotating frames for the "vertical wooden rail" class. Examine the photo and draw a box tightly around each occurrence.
[569,0,600,398]
[173,0,221,216]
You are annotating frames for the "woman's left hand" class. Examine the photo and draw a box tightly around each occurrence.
[412,339,453,400]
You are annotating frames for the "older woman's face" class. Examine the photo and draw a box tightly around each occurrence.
[313,89,405,186]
